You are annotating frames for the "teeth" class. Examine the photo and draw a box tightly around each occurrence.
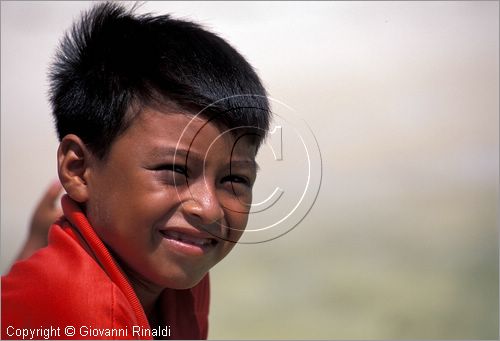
[162,230,213,247]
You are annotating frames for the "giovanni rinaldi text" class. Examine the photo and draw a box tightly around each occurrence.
[5,325,172,339]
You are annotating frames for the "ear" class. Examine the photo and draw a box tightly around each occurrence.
[57,134,93,203]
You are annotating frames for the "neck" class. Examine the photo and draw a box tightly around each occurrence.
[111,253,163,327]
[131,280,162,327]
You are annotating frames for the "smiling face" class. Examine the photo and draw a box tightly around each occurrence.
[83,107,258,290]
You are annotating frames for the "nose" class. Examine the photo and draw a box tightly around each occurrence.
[181,182,224,226]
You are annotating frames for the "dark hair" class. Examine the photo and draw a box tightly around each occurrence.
[49,2,270,159]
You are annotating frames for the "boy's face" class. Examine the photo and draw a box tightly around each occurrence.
[84,108,257,290]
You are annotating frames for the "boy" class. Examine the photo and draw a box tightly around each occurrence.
[2,3,270,340]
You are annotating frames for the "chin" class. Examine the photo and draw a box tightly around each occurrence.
[160,270,207,290]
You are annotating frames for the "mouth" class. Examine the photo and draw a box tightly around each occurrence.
[159,229,218,256]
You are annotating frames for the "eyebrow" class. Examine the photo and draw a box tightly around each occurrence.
[148,146,260,171]
[229,160,260,172]
[148,147,191,159]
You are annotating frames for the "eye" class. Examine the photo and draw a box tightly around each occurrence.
[152,164,188,176]
[221,175,251,187]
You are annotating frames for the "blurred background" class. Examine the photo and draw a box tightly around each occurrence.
[1,1,498,339]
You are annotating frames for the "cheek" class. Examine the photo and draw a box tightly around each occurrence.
[220,191,251,240]
[220,188,252,212]
[85,186,114,231]
[219,241,238,261]
[87,184,177,243]
[224,210,249,243]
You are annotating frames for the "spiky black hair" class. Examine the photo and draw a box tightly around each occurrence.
[49,2,270,159]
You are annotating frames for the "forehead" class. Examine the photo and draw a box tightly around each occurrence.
[120,107,257,161]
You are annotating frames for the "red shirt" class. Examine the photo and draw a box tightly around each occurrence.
[2,195,209,340]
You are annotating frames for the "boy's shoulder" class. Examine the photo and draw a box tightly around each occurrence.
[1,222,137,338]
[2,197,211,339]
